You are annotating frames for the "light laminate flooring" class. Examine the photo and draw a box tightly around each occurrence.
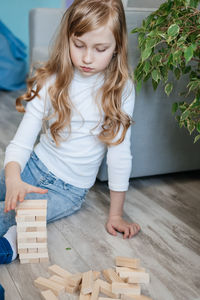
[0,90,199,300]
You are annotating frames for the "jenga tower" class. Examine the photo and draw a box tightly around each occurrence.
[15,199,49,264]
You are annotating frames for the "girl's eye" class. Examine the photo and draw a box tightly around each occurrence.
[74,43,83,48]
[96,48,106,52]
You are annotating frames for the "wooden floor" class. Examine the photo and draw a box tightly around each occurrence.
[0,90,200,300]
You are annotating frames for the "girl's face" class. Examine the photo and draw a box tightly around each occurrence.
[69,24,116,76]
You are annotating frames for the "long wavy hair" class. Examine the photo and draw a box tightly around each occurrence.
[16,0,133,146]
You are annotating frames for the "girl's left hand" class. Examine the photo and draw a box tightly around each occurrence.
[106,216,141,239]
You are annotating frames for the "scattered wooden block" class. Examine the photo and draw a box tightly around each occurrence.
[91,280,100,300]
[97,279,119,298]
[93,271,100,280]
[68,273,82,286]
[121,295,153,300]
[112,282,141,295]
[48,264,72,279]
[127,272,150,284]
[102,268,124,283]
[79,293,91,300]
[116,267,146,274]
[41,289,58,300]
[81,270,94,295]
[34,277,65,296]
[115,257,140,269]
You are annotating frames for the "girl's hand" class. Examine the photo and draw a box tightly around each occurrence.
[4,178,48,212]
[106,215,141,239]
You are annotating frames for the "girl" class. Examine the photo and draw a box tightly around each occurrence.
[0,0,140,264]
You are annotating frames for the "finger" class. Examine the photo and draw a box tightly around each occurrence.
[129,225,136,238]
[18,192,25,203]
[4,195,12,212]
[123,226,130,239]
[27,185,48,194]
[107,223,117,236]
[10,196,18,211]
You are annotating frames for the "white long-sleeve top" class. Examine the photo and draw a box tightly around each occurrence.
[4,68,135,191]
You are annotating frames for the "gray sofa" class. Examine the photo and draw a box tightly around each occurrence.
[29,2,200,181]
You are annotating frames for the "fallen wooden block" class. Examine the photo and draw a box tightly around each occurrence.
[41,289,58,300]
[116,267,146,274]
[48,264,72,279]
[112,282,141,295]
[127,272,150,284]
[115,257,140,269]
[34,276,65,296]
[91,280,100,300]
[121,295,153,300]
[97,279,119,298]
[102,268,124,283]
[81,270,94,295]
[68,272,82,286]
[79,293,91,300]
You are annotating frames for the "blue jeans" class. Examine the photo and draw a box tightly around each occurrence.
[0,152,89,237]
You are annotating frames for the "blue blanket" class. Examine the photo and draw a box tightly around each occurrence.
[0,20,27,91]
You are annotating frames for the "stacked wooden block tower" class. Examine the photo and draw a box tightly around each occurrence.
[34,256,152,300]
[16,199,49,264]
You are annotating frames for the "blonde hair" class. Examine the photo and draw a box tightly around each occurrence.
[16,0,133,146]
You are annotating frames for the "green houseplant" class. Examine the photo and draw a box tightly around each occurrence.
[132,0,200,142]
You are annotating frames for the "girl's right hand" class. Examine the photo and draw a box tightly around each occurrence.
[4,178,48,212]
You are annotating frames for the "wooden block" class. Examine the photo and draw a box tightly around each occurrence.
[81,270,94,295]
[36,216,46,221]
[34,277,65,296]
[98,298,119,300]
[41,290,58,300]
[17,199,47,209]
[127,272,150,284]
[16,209,47,216]
[91,280,100,300]
[97,279,119,298]
[116,267,146,274]
[18,242,47,249]
[48,264,72,279]
[38,247,48,253]
[18,238,37,243]
[121,295,153,300]
[112,282,141,295]
[40,257,49,263]
[28,248,38,253]
[115,257,140,269]
[18,248,28,254]
[17,231,47,238]
[79,293,91,300]
[26,227,38,232]
[37,238,47,243]
[68,273,82,286]
[93,271,100,280]
[16,216,36,222]
[102,268,124,283]
[19,252,48,259]
[28,258,40,263]
[17,221,46,228]
[49,275,78,294]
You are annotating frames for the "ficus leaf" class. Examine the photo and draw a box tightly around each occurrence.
[184,45,194,64]
[194,135,200,143]
[141,47,152,61]
[167,24,180,37]
[172,102,178,114]
[165,83,173,96]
